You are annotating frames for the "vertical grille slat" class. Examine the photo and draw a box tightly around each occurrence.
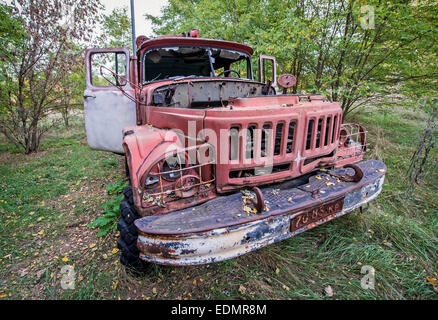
[245,125,256,160]
[306,119,314,150]
[315,118,323,148]
[324,116,331,146]
[332,115,337,144]
[274,122,284,156]
[261,123,272,157]
[286,121,296,154]
[229,126,239,161]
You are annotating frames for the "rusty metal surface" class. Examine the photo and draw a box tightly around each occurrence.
[329,163,363,182]
[289,197,344,232]
[136,160,385,265]
[136,37,254,56]
[136,159,385,236]
[278,74,297,89]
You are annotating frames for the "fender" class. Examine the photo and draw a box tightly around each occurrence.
[122,126,183,215]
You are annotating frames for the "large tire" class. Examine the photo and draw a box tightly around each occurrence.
[117,185,149,273]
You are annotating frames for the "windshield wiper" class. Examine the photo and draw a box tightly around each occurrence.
[167,75,203,81]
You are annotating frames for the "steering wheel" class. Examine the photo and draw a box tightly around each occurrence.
[217,69,241,78]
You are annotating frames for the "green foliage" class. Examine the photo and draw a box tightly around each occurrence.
[0,0,103,153]
[0,3,26,111]
[146,0,438,114]
[106,179,127,195]
[88,180,127,237]
[99,6,132,49]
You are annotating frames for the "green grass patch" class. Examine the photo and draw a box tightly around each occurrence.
[0,107,437,300]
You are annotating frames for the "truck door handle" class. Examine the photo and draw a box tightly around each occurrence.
[83,93,96,99]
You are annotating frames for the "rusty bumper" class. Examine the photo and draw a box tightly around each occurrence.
[135,160,386,265]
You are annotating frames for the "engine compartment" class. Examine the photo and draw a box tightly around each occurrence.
[151,80,275,108]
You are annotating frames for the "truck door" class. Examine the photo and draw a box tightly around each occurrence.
[258,55,279,93]
[84,48,136,153]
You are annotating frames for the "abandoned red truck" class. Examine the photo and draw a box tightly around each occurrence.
[84,30,386,271]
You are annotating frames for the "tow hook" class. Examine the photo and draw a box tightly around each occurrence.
[250,187,265,213]
[329,164,364,182]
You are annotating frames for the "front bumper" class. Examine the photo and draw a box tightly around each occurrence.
[135,159,386,265]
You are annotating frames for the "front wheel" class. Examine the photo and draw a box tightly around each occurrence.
[117,185,150,273]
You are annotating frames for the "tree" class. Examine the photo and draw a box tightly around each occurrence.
[99,6,132,48]
[0,0,102,153]
[57,45,86,128]
[146,0,437,115]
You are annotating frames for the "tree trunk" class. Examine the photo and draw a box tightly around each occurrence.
[24,125,39,154]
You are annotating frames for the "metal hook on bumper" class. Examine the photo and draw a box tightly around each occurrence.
[329,163,364,183]
[250,186,265,213]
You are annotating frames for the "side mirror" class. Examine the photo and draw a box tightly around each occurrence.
[258,55,278,92]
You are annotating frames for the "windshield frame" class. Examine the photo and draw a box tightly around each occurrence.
[141,45,253,85]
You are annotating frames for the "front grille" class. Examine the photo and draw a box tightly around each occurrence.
[227,112,340,179]
[229,120,296,163]
[305,114,340,152]
[228,119,297,179]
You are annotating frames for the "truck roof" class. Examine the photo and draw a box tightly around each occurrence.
[136,36,254,56]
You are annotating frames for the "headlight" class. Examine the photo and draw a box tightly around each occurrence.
[145,175,159,186]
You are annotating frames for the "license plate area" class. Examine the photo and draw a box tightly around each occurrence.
[290,197,344,232]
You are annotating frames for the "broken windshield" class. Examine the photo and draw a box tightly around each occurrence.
[142,46,252,83]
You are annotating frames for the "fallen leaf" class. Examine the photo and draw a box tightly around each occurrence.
[426,277,437,286]
[152,287,157,295]
[35,269,46,280]
[243,206,251,213]
[19,269,28,277]
[275,267,280,275]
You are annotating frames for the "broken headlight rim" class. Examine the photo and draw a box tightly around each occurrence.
[144,174,159,187]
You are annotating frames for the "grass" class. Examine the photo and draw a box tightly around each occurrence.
[0,107,437,300]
